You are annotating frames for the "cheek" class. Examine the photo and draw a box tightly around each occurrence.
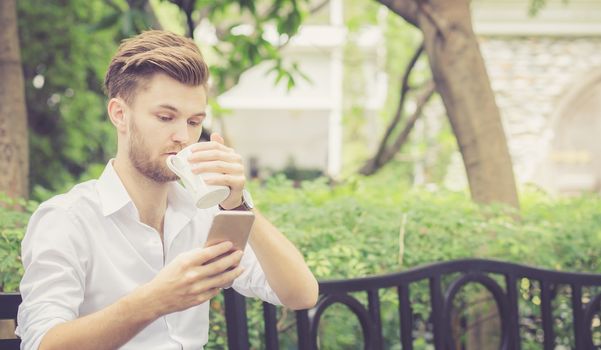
[185,128,201,143]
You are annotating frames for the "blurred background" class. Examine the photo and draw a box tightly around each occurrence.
[3,0,601,201]
[2,0,601,348]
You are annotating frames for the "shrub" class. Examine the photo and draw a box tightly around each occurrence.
[0,194,37,292]
[208,172,601,349]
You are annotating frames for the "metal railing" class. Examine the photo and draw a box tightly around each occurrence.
[2,259,601,349]
[223,259,601,350]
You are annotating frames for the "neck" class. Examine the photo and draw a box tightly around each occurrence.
[112,155,169,235]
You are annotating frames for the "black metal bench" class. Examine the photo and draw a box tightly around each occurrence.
[223,259,601,350]
[0,293,21,350]
[2,259,601,349]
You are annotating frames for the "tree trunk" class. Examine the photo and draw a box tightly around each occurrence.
[0,0,29,199]
[378,0,519,208]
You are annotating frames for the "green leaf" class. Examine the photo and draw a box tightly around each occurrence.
[86,11,120,32]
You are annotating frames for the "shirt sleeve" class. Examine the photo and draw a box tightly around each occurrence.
[230,244,282,306]
[16,205,89,350]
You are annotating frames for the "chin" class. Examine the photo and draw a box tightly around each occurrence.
[139,165,179,183]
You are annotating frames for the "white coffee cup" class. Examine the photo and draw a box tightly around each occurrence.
[166,144,231,209]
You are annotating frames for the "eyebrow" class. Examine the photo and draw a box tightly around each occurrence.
[156,104,206,117]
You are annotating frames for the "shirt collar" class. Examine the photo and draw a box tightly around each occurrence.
[96,160,132,217]
[96,160,198,219]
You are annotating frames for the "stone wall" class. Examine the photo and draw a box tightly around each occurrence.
[462,36,601,191]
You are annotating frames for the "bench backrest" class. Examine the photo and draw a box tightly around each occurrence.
[0,293,21,350]
[223,259,601,350]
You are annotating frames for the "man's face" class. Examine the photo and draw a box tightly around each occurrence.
[124,73,207,183]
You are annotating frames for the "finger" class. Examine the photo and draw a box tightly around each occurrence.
[190,141,233,153]
[213,266,245,289]
[219,281,234,289]
[190,161,244,175]
[201,250,244,277]
[193,265,245,293]
[182,241,234,266]
[211,133,225,145]
[188,150,241,163]
[204,174,245,189]
[192,288,222,305]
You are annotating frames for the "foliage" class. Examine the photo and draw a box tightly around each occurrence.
[249,171,601,279]
[528,0,548,16]
[0,194,37,292]
[96,0,314,94]
[190,0,312,94]
[17,0,313,201]
[269,157,323,183]
[17,0,121,201]
[528,0,570,16]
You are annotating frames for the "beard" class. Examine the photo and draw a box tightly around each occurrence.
[128,119,180,183]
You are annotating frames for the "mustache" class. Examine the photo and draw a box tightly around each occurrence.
[164,146,184,154]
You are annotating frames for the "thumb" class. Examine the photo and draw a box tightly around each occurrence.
[210,132,225,145]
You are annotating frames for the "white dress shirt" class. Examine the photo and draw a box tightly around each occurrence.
[16,161,281,350]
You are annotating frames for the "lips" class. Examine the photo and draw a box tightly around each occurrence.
[164,147,182,156]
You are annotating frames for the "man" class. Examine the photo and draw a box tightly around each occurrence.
[17,30,318,350]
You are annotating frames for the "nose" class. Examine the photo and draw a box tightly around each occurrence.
[171,121,189,144]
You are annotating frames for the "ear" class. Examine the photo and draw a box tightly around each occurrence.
[107,98,128,134]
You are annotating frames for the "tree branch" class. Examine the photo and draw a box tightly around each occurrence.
[376,0,419,27]
[360,42,424,174]
[379,80,436,166]
[416,0,448,41]
[379,43,423,159]
[181,0,195,37]
[309,0,330,15]
[167,0,194,36]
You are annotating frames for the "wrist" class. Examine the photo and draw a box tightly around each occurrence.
[219,189,254,211]
[125,284,163,322]
[219,198,243,210]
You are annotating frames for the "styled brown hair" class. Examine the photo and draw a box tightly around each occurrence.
[103,30,210,104]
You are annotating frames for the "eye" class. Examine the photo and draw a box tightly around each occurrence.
[188,119,202,127]
[158,115,173,122]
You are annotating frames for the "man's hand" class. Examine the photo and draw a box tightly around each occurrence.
[187,133,245,209]
[142,241,244,317]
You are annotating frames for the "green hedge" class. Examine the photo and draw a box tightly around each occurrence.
[0,194,36,292]
[216,170,601,349]
[2,168,601,348]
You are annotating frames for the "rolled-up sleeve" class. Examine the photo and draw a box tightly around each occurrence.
[231,245,282,306]
[17,206,88,350]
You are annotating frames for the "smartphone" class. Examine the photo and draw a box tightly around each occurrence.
[204,210,255,252]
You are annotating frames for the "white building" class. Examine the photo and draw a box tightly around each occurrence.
[214,0,386,179]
